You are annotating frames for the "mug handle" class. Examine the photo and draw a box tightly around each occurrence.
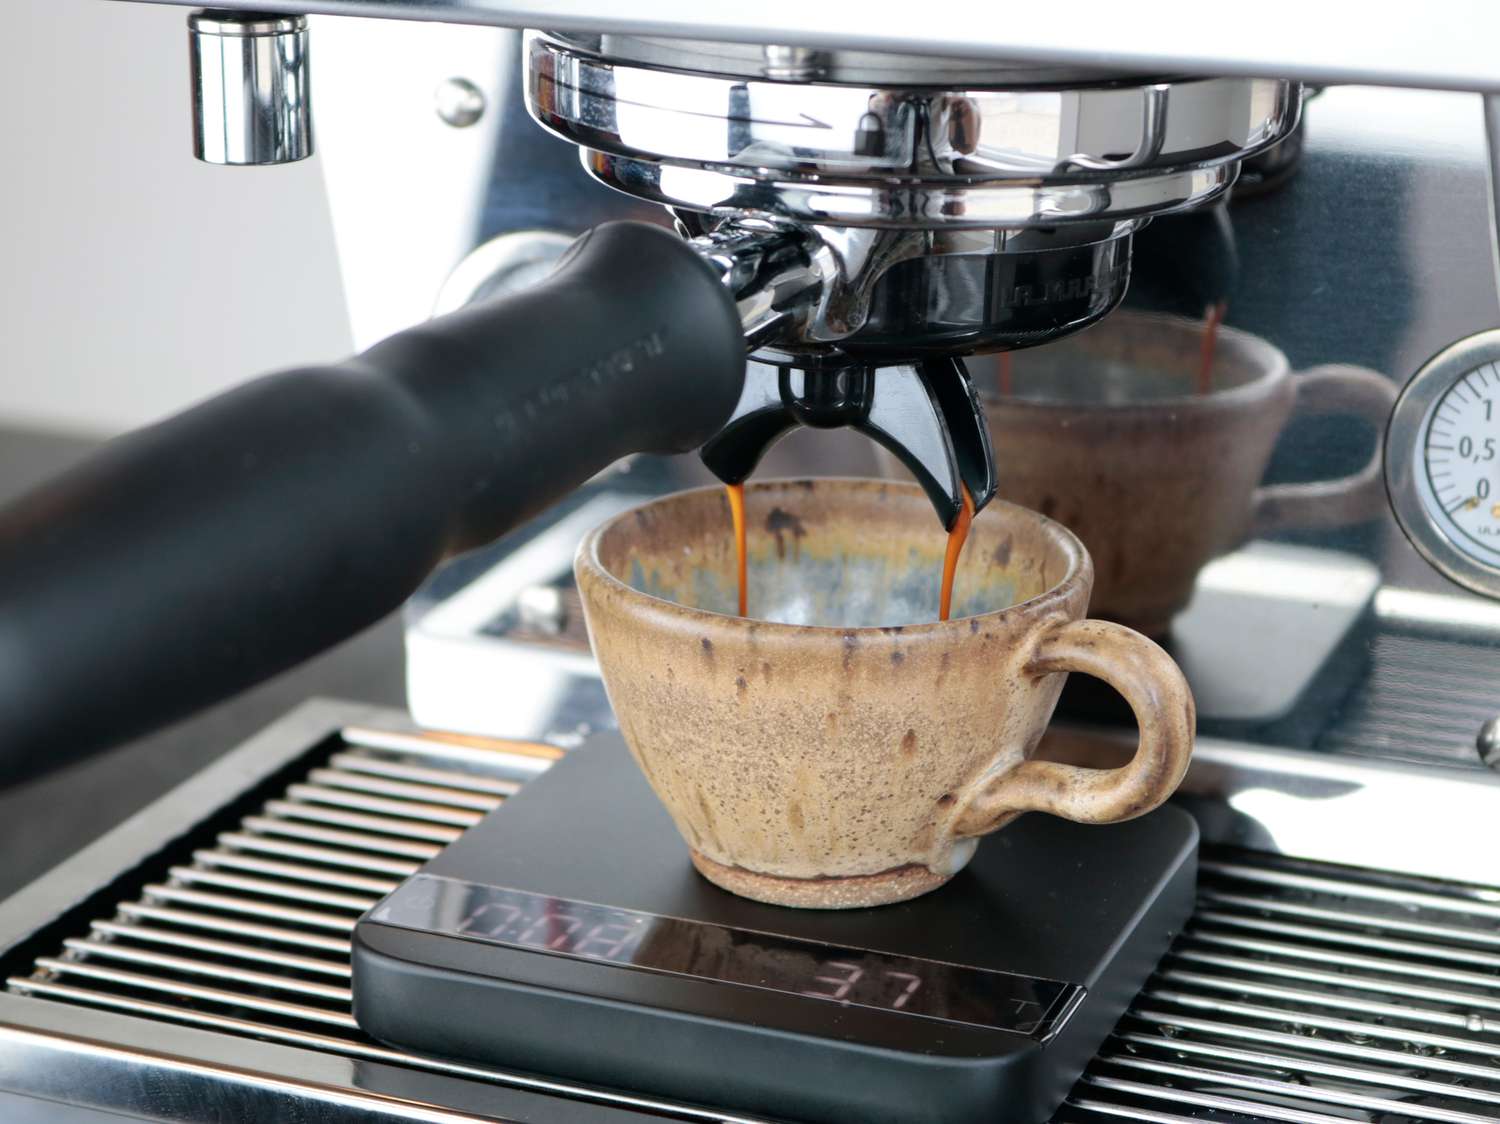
[952,618,1195,836]
[1250,364,1397,537]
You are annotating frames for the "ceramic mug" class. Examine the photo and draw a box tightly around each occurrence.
[880,311,1396,636]
[575,478,1194,909]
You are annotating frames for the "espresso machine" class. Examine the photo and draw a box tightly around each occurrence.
[4,6,1500,1123]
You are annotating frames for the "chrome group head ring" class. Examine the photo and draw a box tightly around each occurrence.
[525,31,1301,231]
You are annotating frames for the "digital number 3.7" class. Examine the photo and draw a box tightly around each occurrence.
[801,962,923,1009]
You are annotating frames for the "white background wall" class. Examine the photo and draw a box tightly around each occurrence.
[4,0,352,434]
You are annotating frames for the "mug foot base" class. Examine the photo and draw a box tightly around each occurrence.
[689,849,950,909]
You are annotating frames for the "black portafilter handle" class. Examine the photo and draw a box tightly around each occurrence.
[699,357,997,529]
[0,221,744,783]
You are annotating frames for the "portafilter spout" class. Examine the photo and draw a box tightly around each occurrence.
[687,222,998,528]
[700,359,996,530]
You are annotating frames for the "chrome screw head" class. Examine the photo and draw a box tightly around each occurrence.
[435,77,486,128]
[1477,717,1500,769]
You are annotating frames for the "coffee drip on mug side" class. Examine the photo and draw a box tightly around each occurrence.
[0,41,1298,780]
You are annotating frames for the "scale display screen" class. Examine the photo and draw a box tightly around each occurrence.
[370,874,1082,1038]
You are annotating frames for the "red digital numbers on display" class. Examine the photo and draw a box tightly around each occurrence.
[457,902,523,937]
[461,898,646,961]
[572,921,645,960]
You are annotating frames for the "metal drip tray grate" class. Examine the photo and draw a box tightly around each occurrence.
[5,715,1500,1122]
[4,729,559,1086]
[1065,858,1500,1122]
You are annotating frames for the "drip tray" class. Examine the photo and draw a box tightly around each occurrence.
[3,701,1500,1122]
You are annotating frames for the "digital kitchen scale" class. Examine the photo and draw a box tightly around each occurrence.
[352,736,1198,1124]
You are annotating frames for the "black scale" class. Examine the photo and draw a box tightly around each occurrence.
[352,736,1198,1123]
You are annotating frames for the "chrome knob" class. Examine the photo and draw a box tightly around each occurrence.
[188,10,312,165]
[1478,717,1500,770]
[434,77,486,128]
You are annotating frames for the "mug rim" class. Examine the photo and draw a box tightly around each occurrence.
[576,477,1091,638]
[981,309,1290,413]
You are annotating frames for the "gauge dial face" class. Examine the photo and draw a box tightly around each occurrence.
[1389,330,1500,599]
[1417,364,1500,567]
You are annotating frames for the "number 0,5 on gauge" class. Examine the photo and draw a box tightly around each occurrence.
[1388,330,1500,599]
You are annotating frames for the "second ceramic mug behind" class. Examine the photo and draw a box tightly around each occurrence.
[883,311,1395,636]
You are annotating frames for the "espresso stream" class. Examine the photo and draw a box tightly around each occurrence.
[726,482,748,617]
[938,484,976,622]
[724,482,975,623]
[1198,302,1227,395]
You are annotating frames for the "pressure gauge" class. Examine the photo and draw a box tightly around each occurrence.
[1387,330,1500,599]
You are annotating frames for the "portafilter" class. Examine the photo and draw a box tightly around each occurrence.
[0,36,1297,778]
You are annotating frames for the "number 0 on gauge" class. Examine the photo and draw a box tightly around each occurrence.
[1387,329,1500,599]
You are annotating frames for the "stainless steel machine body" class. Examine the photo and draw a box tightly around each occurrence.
[8,4,1500,1121]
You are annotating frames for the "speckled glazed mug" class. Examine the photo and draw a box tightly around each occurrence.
[575,479,1195,909]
